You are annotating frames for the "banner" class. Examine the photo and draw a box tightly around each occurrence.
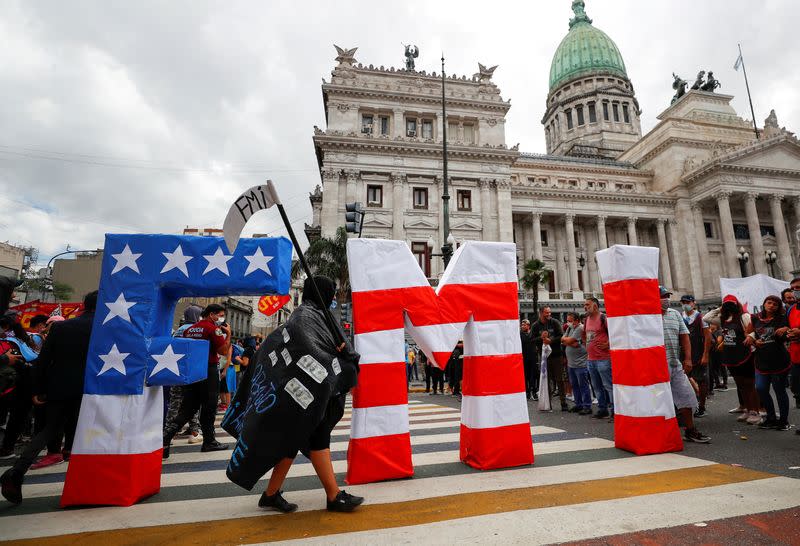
[10,300,83,329]
[719,274,789,314]
[258,294,290,317]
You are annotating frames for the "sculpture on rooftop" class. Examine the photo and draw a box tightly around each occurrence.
[671,73,687,104]
[403,44,419,70]
[701,71,721,92]
[333,45,358,66]
[690,71,705,90]
[473,63,498,83]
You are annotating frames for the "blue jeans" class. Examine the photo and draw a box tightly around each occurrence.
[568,367,592,410]
[755,372,789,423]
[587,359,614,413]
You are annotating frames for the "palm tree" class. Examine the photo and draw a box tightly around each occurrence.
[520,258,549,316]
[293,226,350,303]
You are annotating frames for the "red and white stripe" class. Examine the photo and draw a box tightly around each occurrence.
[345,239,533,485]
[61,387,163,506]
[596,245,683,455]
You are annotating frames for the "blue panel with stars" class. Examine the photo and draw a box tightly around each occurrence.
[83,233,292,395]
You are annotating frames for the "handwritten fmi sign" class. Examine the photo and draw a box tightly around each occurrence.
[223,182,279,254]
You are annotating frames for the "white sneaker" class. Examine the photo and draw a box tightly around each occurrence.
[737,412,750,422]
[746,412,762,425]
[188,432,203,444]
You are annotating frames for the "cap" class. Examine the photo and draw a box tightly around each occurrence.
[722,294,739,304]
[659,286,672,298]
[680,294,695,302]
[46,315,65,324]
[521,319,531,325]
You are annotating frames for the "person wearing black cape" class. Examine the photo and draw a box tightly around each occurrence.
[222,275,364,513]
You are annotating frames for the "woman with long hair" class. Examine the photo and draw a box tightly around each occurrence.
[705,295,760,424]
[748,295,792,430]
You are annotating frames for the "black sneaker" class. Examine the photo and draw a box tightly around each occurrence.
[684,428,711,443]
[532,393,539,401]
[162,445,170,459]
[0,469,23,505]
[201,440,228,452]
[561,403,570,412]
[326,490,364,512]
[758,418,778,429]
[259,491,298,513]
[774,422,790,431]
[592,410,610,419]
[693,408,706,418]
[578,408,593,415]
[568,406,581,413]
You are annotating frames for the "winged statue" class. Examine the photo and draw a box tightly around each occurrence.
[334,45,358,65]
[473,63,498,82]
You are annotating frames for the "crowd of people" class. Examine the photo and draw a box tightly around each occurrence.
[403,278,800,445]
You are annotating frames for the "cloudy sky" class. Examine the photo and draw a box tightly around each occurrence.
[2,0,798,266]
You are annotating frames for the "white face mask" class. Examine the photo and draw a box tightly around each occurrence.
[682,303,693,312]
[660,298,670,311]
[215,316,225,325]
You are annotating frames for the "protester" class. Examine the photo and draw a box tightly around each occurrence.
[26,315,49,351]
[1,291,97,505]
[428,352,444,395]
[781,288,795,307]
[239,276,363,513]
[583,297,613,419]
[446,341,464,398]
[0,314,39,459]
[162,304,231,458]
[660,287,710,443]
[787,277,800,416]
[748,295,791,430]
[165,306,204,445]
[705,295,761,425]
[532,307,567,411]
[708,323,728,390]
[420,350,432,393]
[680,295,711,417]
[520,319,538,401]
[561,312,592,415]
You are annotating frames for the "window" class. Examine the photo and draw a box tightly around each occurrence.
[541,230,549,247]
[602,101,609,121]
[367,184,383,207]
[448,121,458,142]
[733,224,750,240]
[422,119,433,139]
[463,123,475,144]
[576,105,585,126]
[622,103,630,123]
[379,116,389,135]
[704,222,713,238]
[612,103,620,122]
[565,109,573,130]
[457,190,472,211]
[405,118,417,137]
[761,225,776,237]
[413,187,428,209]
[361,114,373,134]
[588,102,597,123]
[411,242,431,277]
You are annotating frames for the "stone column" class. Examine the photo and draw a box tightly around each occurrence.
[345,169,358,204]
[596,215,608,250]
[496,179,514,243]
[320,167,340,238]
[793,195,800,266]
[393,108,404,137]
[565,214,580,291]
[715,191,740,277]
[391,172,405,241]
[744,192,767,275]
[770,194,793,279]
[655,218,674,288]
[689,203,710,291]
[675,198,701,295]
[666,219,685,291]
[554,226,567,292]
[532,212,543,260]
[479,178,493,241]
[522,217,533,263]
[626,216,639,246]
[585,221,599,292]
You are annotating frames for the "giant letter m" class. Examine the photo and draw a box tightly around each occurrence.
[345,239,533,485]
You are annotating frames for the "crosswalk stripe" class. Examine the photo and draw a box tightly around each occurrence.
[1,463,774,544]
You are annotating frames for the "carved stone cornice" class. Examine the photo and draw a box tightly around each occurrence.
[515,154,650,179]
[322,83,511,114]
[511,185,676,207]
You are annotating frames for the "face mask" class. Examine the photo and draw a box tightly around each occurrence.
[215,316,225,325]
[660,298,670,311]
[722,303,737,314]
[682,304,693,312]
[793,290,800,300]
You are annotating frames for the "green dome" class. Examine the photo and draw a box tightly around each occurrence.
[549,0,627,90]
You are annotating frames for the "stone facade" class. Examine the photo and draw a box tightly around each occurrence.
[306,22,800,309]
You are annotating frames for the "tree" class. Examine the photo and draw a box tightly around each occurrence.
[520,258,549,316]
[293,226,350,303]
[52,282,73,302]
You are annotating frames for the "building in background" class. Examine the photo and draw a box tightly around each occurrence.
[0,242,27,279]
[306,0,800,312]
[52,250,103,302]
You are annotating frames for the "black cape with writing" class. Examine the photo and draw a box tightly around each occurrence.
[222,302,359,491]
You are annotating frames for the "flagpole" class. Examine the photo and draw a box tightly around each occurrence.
[738,43,759,140]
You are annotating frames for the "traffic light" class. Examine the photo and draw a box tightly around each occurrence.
[344,202,365,236]
[340,302,351,322]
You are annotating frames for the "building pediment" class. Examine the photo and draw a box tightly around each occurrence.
[727,139,800,171]
[363,215,393,228]
[404,217,438,229]
[450,218,483,231]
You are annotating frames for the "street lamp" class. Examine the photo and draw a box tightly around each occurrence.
[737,246,749,278]
[765,249,778,278]
[428,233,456,265]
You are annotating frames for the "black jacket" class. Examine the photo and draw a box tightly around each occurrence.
[33,311,95,400]
[520,330,537,366]
[531,317,563,358]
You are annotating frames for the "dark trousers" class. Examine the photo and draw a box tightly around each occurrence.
[524,360,539,397]
[1,388,32,451]
[790,364,800,402]
[424,365,432,391]
[12,398,80,475]
[756,372,790,423]
[430,366,444,393]
[163,368,219,444]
